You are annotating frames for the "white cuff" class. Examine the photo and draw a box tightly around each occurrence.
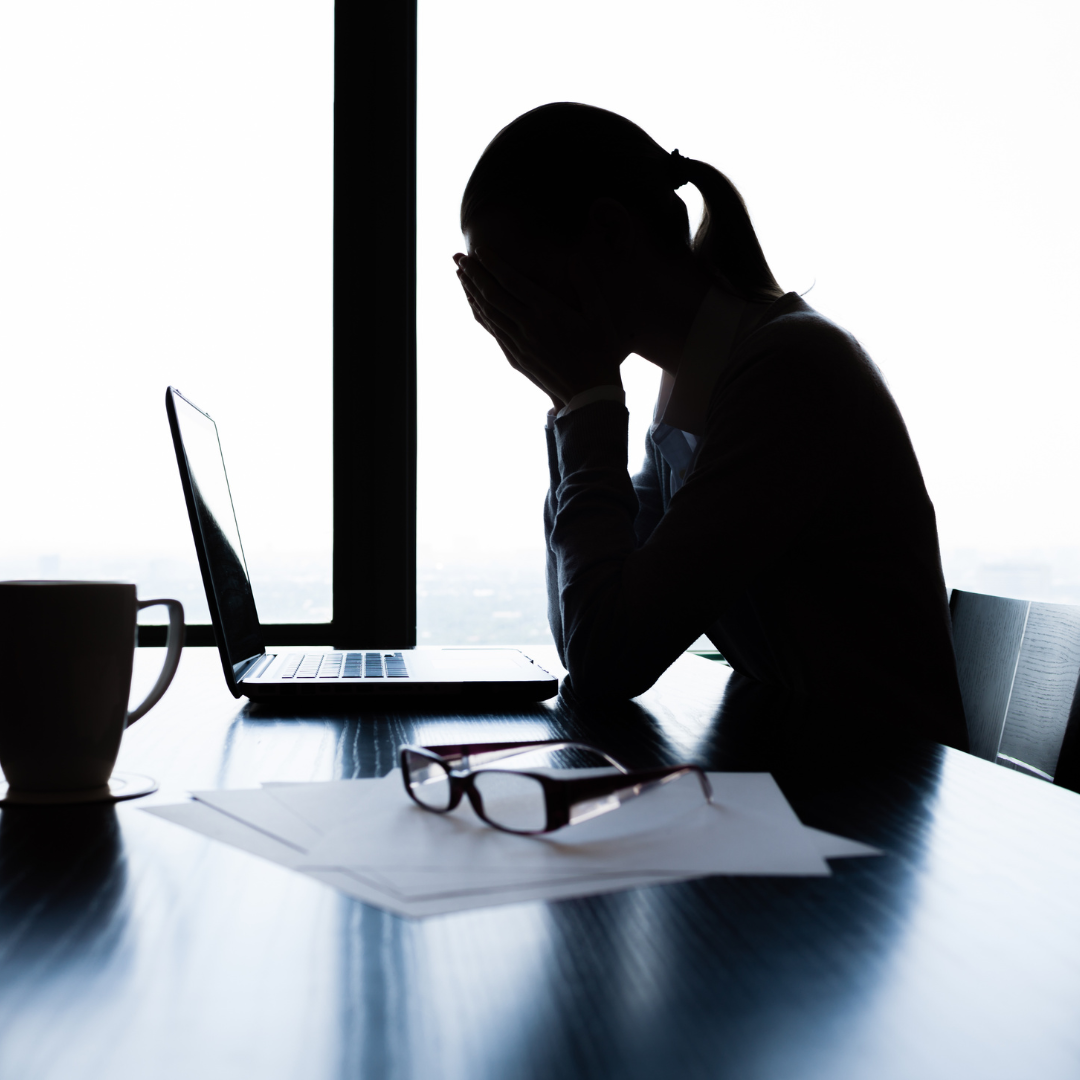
[556,384,626,419]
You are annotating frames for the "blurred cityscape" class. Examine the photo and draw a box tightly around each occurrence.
[7,546,1080,643]
[0,547,554,643]
[0,551,331,628]
[417,547,553,646]
[940,549,1080,607]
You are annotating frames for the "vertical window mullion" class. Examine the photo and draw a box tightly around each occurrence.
[332,2,418,648]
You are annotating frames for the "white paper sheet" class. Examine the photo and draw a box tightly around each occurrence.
[144,802,409,900]
[256,772,880,861]
[144,802,726,915]
[805,828,881,860]
[304,867,703,918]
[287,775,831,879]
[144,770,880,918]
[189,787,323,851]
[146,801,309,870]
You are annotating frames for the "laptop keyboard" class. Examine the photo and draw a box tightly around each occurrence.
[277,652,409,679]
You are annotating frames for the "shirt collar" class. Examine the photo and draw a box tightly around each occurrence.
[653,287,747,436]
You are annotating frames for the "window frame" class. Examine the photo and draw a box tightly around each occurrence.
[139,1,418,650]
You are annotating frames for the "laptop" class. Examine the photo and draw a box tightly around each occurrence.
[165,387,558,701]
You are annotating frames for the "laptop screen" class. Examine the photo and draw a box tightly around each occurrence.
[167,388,264,673]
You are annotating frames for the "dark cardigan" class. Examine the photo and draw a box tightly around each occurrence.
[543,294,968,750]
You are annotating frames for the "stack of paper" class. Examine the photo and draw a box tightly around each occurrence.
[145,771,879,918]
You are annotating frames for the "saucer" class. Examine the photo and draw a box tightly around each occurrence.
[0,771,158,805]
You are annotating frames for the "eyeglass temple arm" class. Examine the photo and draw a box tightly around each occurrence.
[422,740,628,773]
[555,765,713,811]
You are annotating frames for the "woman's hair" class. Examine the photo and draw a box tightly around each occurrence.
[461,102,783,302]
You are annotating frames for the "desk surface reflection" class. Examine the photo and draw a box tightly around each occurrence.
[1,647,1079,1080]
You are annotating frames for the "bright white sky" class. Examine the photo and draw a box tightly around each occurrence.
[1,2,1078,604]
[418,0,1080,562]
[0,1,334,576]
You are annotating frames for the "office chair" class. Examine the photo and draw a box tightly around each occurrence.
[950,589,1080,792]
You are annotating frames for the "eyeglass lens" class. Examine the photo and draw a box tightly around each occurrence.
[471,771,547,832]
[405,751,453,811]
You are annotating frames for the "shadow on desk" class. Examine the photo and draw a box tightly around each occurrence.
[554,666,913,771]
[242,694,558,722]
[238,663,935,795]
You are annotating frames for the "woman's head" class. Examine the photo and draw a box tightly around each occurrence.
[461,103,783,303]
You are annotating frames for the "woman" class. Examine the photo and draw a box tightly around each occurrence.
[454,102,967,749]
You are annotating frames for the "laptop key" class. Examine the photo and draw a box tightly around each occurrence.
[365,652,384,678]
[296,654,323,678]
[279,654,303,678]
[319,653,343,678]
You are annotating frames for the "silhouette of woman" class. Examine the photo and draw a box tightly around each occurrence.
[454,102,966,749]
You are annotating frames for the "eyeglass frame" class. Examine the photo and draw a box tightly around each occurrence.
[399,739,714,836]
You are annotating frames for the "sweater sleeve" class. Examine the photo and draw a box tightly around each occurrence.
[549,330,852,700]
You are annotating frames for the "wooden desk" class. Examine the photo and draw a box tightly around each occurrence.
[2,647,1080,1080]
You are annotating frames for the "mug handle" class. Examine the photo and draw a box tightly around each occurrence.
[127,598,185,726]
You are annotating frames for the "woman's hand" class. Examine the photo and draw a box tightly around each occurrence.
[453,249,626,412]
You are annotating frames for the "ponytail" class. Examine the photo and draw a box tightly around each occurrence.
[462,103,783,303]
[675,153,784,303]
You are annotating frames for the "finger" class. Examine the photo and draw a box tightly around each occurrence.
[488,327,529,373]
[458,272,525,343]
[458,267,523,334]
[470,297,565,396]
[457,256,531,323]
[467,293,503,341]
[467,291,526,357]
[496,344,565,399]
[471,304,549,391]
[461,284,500,335]
[459,273,515,335]
[470,249,557,313]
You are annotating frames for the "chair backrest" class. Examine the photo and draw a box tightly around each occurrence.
[950,589,1080,791]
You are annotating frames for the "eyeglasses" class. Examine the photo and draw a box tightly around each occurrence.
[400,739,713,835]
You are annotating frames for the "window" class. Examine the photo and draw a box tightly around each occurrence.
[6,2,1078,654]
[416,0,1080,635]
[1,2,418,648]
[0,1,337,640]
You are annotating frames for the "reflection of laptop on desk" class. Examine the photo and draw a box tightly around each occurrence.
[165,387,558,702]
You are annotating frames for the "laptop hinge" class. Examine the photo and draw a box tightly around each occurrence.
[234,654,269,682]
